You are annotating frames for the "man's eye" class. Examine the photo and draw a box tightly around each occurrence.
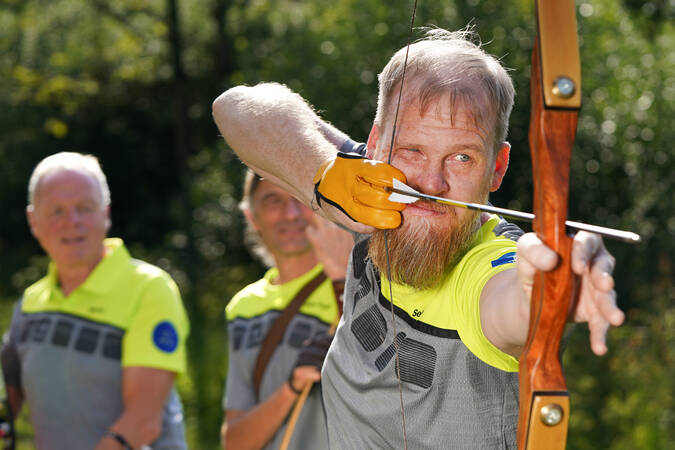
[395,148,420,158]
[454,154,471,162]
[263,197,281,206]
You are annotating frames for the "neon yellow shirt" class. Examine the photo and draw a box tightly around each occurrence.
[226,264,338,325]
[381,215,519,372]
[21,238,189,373]
[224,265,338,449]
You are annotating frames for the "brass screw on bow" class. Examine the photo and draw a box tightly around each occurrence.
[552,76,576,98]
[540,403,564,426]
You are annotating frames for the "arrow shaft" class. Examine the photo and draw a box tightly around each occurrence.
[388,188,640,243]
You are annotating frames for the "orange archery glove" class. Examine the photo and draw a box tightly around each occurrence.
[313,152,407,229]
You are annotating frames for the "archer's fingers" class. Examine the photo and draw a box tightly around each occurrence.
[588,312,611,356]
[573,232,623,326]
[571,232,615,281]
[322,203,374,234]
[353,178,406,211]
[593,286,624,328]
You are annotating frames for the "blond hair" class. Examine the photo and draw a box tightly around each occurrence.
[375,27,515,152]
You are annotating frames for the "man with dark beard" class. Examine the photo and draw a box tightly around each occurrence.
[211,28,624,448]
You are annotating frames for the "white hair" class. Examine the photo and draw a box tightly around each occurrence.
[27,152,111,208]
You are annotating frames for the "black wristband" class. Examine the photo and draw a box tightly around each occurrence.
[106,430,133,450]
[287,372,302,395]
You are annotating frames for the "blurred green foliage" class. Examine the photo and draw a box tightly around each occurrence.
[0,0,672,448]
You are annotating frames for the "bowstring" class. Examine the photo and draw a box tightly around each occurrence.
[384,1,418,448]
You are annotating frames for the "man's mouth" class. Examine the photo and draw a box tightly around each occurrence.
[278,223,307,235]
[61,236,86,245]
[404,199,451,216]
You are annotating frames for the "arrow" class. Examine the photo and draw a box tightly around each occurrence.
[387,179,641,244]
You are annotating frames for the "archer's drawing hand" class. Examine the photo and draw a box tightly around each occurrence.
[516,231,625,356]
[306,215,353,280]
[313,152,406,232]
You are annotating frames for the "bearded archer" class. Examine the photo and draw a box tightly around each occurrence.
[212,28,623,448]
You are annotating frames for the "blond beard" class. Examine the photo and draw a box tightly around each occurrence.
[368,206,481,290]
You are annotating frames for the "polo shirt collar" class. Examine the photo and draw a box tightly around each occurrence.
[263,263,324,289]
[48,238,130,296]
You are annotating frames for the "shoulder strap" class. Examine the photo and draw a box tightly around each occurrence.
[331,279,344,318]
[252,270,327,398]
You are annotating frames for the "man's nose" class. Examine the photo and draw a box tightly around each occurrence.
[283,198,304,218]
[65,208,82,224]
[409,167,449,196]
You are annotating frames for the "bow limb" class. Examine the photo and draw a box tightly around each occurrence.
[516,1,581,449]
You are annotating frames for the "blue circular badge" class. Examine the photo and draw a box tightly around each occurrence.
[153,321,179,353]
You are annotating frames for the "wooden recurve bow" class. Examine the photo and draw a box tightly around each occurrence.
[516,0,582,449]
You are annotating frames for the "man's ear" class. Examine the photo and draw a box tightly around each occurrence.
[26,206,37,237]
[242,208,260,232]
[365,124,380,159]
[489,142,511,192]
[104,205,112,232]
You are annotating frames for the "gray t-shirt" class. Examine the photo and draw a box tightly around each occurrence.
[224,266,337,450]
[321,233,521,449]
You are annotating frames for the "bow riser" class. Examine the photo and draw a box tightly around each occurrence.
[517,1,582,448]
[517,44,578,447]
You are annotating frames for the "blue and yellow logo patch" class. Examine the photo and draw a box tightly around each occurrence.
[491,251,516,268]
[153,321,179,353]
